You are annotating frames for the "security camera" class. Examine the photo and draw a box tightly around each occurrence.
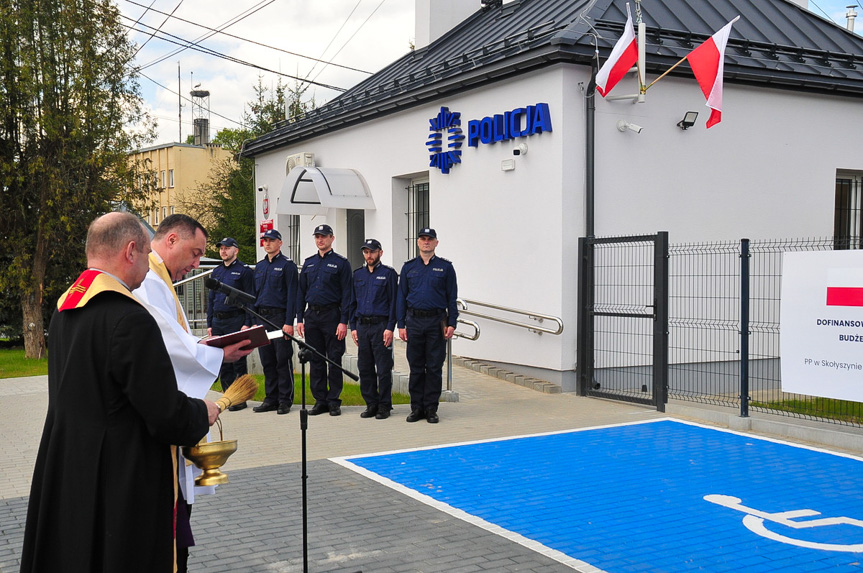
[617,120,644,134]
[513,143,528,156]
[257,186,264,192]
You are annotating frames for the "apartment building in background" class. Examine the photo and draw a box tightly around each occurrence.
[129,142,232,228]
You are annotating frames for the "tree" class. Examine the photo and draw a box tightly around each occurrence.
[0,0,154,357]
[185,76,314,263]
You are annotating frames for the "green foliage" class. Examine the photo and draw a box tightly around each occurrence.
[198,76,315,264]
[0,0,155,356]
[0,348,49,378]
[751,397,863,425]
[210,373,410,406]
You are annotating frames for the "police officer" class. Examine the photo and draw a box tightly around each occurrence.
[349,239,398,420]
[397,228,458,424]
[253,229,299,415]
[207,237,255,411]
[296,224,352,417]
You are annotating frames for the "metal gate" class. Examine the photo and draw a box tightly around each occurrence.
[576,233,669,411]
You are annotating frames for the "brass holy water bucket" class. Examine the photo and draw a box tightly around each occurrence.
[181,419,237,486]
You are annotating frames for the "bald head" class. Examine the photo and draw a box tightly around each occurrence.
[86,212,151,289]
[86,212,149,263]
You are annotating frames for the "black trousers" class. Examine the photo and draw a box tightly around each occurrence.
[356,321,394,411]
[212,313,248,391]
[405,312,447,412]
[304,306,345,407]
[259,334,294,406]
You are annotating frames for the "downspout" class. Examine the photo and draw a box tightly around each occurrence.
[585,58,597,238]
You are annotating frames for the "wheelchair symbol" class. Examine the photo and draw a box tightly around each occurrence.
[704,494,863,552]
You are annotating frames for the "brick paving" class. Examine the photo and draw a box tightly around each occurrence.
[3,343,862,572]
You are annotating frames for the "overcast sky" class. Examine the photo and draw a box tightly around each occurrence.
[120,0,416,145]
[118,0,861,146]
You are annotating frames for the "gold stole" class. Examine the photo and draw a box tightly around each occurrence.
[148,253,190,333]
[56,269,137,311]
[148,253,189,573]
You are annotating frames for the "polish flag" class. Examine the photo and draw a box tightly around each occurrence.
[596,4,637,97]
[686,16,740,128]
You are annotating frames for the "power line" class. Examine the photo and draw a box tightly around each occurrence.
[128,0,184,60]
[121,17,348,91]
[808,0,837,22]
[303,0,363,81]
[134,0,273,71]
[307,0,388,89]
[122,0,372,75]
[137,70,244,128]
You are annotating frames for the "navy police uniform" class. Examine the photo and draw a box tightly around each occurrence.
[207,258,254,391]
[254,251,299,408]
[396,254,458,416]
[349,259,398,415]
[297,249,352,411]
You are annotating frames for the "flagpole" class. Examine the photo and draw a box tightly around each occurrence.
[641,54,688,93]
[635,0,646,99]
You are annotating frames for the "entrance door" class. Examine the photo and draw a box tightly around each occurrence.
[346,209,365,269]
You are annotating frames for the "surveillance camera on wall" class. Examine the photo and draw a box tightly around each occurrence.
[513,143,528,156]
[617,120,644,134]
[258,185,267,192]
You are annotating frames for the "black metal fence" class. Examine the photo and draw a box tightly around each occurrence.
[577,233,668,411]
[668,236,863,426]
[579,234,863,427]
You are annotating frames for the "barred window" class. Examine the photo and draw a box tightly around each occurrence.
[406,181,429,259]
[835,172,863,250]
[283,215,301,262]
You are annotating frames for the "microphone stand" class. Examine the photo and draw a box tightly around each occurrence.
[220,291,358,573]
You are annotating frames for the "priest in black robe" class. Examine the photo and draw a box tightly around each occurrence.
[21,212,221,573]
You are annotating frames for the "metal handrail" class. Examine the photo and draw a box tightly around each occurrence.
[453,318,480,341]
[173,267,214,287]
[445,318,480,395]
[457,298,564,335]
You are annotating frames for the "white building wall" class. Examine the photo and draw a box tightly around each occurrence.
[253,61,863,390]
[593,76,863,240]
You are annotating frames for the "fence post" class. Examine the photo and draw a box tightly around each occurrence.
[740,238,750,418]
[653,231,669,412]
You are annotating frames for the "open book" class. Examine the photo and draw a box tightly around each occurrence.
[201,324,271,350]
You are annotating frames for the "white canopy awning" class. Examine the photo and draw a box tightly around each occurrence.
[277,167,376,215]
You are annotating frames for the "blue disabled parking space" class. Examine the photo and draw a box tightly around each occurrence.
[335,419,863,572]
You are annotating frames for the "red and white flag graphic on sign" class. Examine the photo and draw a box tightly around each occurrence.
[686,16,739,128]
[826,287,863,307]
[596,4,637,97]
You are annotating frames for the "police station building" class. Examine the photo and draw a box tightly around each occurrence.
[242,0,863,391]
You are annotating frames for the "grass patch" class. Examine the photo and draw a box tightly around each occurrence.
[750,397,863,425]
[0,348,48,379]
[211,373,410,406]
[0,347,411,407]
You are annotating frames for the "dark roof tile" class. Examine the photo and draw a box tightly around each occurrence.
[243,0,863,156]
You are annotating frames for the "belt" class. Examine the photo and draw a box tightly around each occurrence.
[258,306,284,316]
[308,303,339,312]
[358,315,387,325]
[408,308,444,318]
[214,310,244,319]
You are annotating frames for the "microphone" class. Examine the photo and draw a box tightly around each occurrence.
[204,277,256,306]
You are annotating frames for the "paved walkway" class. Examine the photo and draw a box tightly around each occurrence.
[2,342,862,571]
